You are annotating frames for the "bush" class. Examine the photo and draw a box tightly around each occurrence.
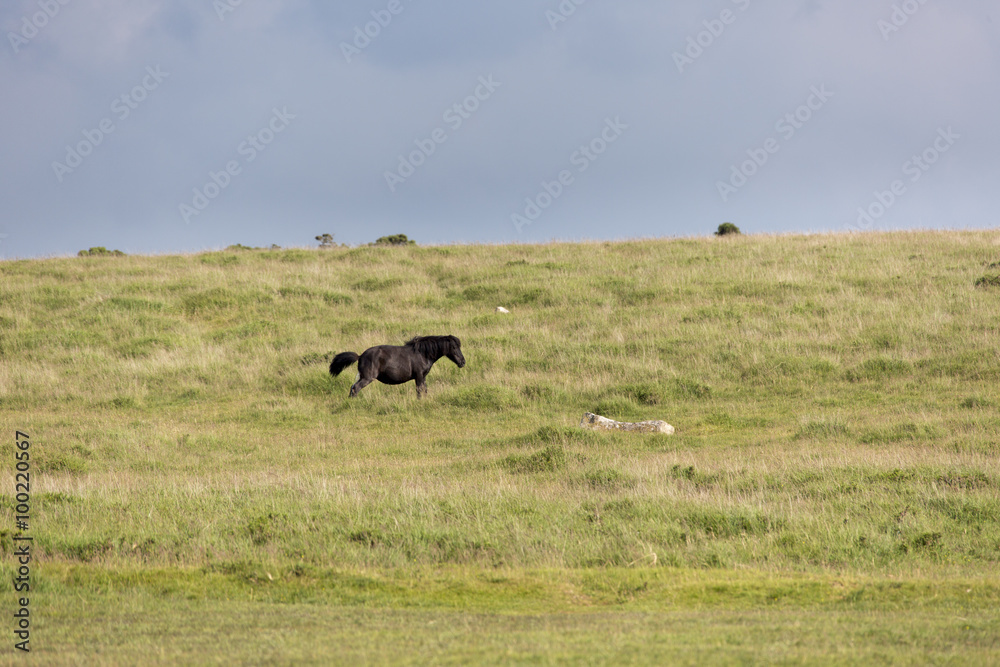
[371,234,416,246]
[227,244,280,251]
[715,223,741,237]
[78,247,125,257]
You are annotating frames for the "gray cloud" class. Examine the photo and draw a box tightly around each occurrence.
[1,0,997,257]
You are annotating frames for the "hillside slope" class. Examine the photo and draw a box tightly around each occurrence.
[2,231,999,662]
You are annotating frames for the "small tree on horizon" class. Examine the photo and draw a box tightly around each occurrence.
[78,247,125,257]
[715,222,741,237]
[371,234,416,247]
[315,233,336,248]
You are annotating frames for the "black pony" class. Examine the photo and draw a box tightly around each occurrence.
[329,335,465,398]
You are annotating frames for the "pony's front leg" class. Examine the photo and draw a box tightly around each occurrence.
[414,376,427,398]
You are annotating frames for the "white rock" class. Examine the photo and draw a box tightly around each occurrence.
[579,412,675,435]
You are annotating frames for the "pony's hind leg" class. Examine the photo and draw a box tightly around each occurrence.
[349,376,374,397]
[350,354,379,398]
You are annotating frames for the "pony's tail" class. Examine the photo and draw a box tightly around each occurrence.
[329,351,359,376]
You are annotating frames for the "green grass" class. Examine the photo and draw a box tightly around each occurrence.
[2,230,1000,663]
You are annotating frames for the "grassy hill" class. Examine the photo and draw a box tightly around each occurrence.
[2,231,999,663]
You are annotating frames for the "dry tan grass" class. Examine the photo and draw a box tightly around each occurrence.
[0,230,998,578]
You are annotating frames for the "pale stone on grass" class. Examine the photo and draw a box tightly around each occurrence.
[580,412,675,435]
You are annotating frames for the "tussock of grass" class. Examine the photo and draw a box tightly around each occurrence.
[960,395,994,409]
[501,446,567,474]
[592,397,647,422]
[442,385,520,411]
[506,425,598,448]
[583,468,638,491]
[845,356,912,382]
[858,422,945,444]
[795,419,851,440]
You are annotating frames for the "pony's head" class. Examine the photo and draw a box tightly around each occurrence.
[445,335,465,368]
[408,335,465,367]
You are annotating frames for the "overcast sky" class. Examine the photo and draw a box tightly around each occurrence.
[1,0,997,258]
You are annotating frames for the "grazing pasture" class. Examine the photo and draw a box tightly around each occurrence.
[1,231,999,663]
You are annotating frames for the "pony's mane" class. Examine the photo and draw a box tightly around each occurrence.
[405,335,459,358]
